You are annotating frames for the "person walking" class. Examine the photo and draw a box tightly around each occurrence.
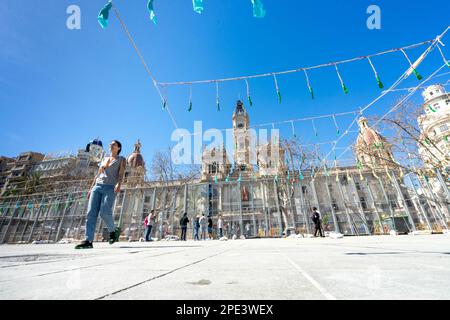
[199,213,207,240]
[312,207,324,237]
[75,140,126,249]
[144,210,155,242]
[180,212,189,241]
[207,216,213,240]
[193,215,200,241]
[217,215,224,238]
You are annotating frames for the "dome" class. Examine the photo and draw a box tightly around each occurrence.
[85,138,103,152]
[127,140,145,168]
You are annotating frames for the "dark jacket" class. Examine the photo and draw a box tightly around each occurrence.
[180,215,189,227]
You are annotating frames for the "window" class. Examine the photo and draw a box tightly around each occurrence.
[237,123,244,129]
[440,124,449,133]
[355,182,361,191]
[301,186,307,194]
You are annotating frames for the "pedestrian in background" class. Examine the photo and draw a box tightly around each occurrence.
[180,212,189,241]
[199,213,207,240]
[207,215,213,240]
[312,207,324,237]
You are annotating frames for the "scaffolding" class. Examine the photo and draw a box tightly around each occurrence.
[0,168,449,244]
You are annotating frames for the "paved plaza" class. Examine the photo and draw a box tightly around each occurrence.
[0,234,449,300]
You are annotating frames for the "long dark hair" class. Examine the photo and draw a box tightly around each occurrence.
[112,140,122,155]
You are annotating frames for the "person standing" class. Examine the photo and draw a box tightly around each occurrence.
[207,216,213,240]
[199,214,207,240]
[75,140,126,249]
[180,212,189,241]
[217,215,224,238]
[312,207,324,237]
[144,210,155,242]
[193,215,200,241]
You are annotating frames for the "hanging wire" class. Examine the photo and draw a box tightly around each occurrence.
[303,69,314,99]
[273,73,282,104]
[436,44,450,67]
[367,57,384,88]
[334,63,349,94]
[311,119,318,138]
[332,115,340,136]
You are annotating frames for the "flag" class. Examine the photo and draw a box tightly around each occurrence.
[147,0,157,24]
[251,0,266,18]
[192,0,204,14]
[98,1,113,29]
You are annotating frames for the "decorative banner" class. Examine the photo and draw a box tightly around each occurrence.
[272,74,282,104]
[192,0,204,14]
[215,81,220,111]
[245,79,253,106]
[98,1,113,29]
[225,174,230,183]
[334,64,349,94]
[332,115,340,136]
[238,173,242,183]
[312,119,318,138]
[367,57,384,89]
[274,175,278,182]
[445,135,449,143]
[147,0,157,24]
[290,121,296,138]
[299,171,304,180]
[27,202,33,209]
[357,160,363,170]
[214,175,218,184]
[188,84,193,112]
[400,49,423,80]
[303,69,314,99]
[162,84,168,110]
[427,104,437,112]
[251,0,266,18]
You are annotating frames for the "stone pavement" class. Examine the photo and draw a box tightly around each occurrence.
[0,234,449,300]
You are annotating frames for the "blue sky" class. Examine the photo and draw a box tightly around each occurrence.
[0,0,449,167]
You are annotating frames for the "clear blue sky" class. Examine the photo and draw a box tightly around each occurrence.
[1,0,449,166]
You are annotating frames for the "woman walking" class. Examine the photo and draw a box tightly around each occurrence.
[75,140,126,249]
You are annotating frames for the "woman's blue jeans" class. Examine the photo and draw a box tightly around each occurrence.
[85,184,116,242]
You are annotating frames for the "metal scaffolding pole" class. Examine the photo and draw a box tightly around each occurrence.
[55,194,73,242]
[238,182,244,237]
[250,184,256,237]
[75,197,89,240]
[170,188,177,236]
[365,180,385,235]
[65,198,80,239]
[435,169,450,221]
[335,174,357,236]
[10,202,27,243]
[407,174,432,231]
[28,200,46,243]
[298,180,311,235]
[20,200,38,242]
[285,179,296,231]
[261,181,269,237]
[349,174,371,235]
[423,176,449,231]
[273,179,283,237]
[377,177,397,232]
[136,190,145,241]
[126,190,137,240]
[183,183,188,214]
[322,177,340,234]
[118,189,128,228]
[391,171,416,232]
[1,202,21,243]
